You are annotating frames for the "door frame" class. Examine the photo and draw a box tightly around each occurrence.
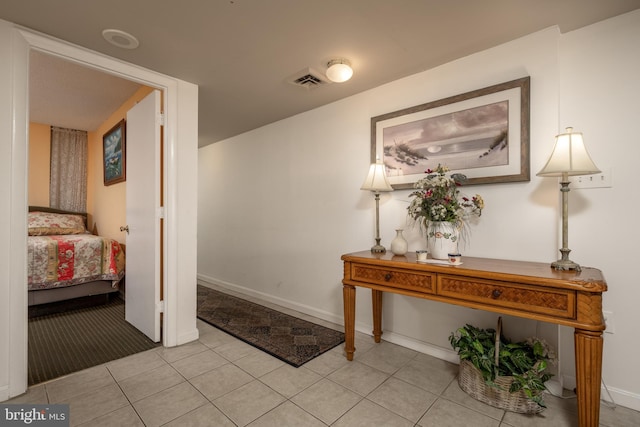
[4,25,199,399]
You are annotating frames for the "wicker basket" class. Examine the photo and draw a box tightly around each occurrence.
[457,318,544,414]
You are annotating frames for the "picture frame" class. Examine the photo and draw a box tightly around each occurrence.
[371,76,530,189]
[103,119,126,186]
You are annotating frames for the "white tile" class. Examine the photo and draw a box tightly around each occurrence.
[65,383,129,426]
[76,405,144,427]
[118,364,184,402]
[189,363,253,401]
[259,364,322,398]
[248,401,325,427]
[291,378,362,425]
[162,403,236,427]
[46,365,116,403]
[393,353,457,394]
[333,398,415,427]
[327,361,389,396]
[233,351,285,377]
[356,341,417,374]
[368,377,437,423]
[156,340,209,363]
[132,382,208,427]
[171,349,228,379]
[106,349,167,382]
[417,398,500,427]
[213,380,286,427]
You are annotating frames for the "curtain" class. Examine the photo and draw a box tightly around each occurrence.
[50,126,88,212]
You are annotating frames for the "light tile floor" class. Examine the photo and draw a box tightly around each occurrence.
[8,301,640,426]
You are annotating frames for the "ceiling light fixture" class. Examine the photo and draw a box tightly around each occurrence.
[326,59,353,83]
[102,29,140,49]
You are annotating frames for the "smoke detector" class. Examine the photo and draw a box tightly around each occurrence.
[102,29,139,49]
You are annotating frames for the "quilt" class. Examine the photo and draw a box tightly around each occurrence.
[28,234,125,290]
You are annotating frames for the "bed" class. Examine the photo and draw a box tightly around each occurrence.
[27,206,125,308]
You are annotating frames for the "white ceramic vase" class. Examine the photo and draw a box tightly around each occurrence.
[427,221,459,260]
[390,229,408,256]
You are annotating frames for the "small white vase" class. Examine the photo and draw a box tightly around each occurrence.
[390,229,408,255]
[427,222,459,260]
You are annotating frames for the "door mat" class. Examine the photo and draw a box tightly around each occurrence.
[197,285,344,367]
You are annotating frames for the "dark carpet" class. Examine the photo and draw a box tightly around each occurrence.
[28,296,160,385]
[197,285,345,367]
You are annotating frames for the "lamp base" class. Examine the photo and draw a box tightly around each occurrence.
[371,244,386,254]
[550,248,581,272]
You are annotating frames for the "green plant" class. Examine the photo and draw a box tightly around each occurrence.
[449,322,555,408]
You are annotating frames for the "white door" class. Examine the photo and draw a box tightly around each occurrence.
[125,90,162,342]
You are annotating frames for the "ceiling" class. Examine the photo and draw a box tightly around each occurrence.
[2,1,639,148]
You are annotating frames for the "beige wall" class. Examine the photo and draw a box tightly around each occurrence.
[27,122,50,207]
[89,85,153,243]
[28,85,153,243]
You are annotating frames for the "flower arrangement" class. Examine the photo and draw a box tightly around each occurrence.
[407,164,484,234]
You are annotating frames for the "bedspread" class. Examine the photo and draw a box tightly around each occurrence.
[28,234,125,290]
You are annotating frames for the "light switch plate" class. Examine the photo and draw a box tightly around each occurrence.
[570,168,612,189]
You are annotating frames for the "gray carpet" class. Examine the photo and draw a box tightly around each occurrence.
[197,285,345,367]
[28,296,159,385]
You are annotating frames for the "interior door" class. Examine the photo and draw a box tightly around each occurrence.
[125,89,162,342]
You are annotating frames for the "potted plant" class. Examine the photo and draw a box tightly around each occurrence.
[449,318,556,411]
[407,164,484,259]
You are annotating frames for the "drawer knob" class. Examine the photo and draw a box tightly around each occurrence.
[384,273,393,281]
[492,289,502,298]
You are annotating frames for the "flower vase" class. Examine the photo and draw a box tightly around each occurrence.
[427,222,459,260]
[390,229,408,256]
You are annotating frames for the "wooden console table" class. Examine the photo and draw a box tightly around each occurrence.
[341,251,607,427]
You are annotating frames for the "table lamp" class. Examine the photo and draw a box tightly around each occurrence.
[361,161,393,253]
[537,127,600,271]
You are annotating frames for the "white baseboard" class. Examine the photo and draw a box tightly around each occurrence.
[197,274,344,326]
[562,374,640,412]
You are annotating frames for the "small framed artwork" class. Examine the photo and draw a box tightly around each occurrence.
[103,119,126,186]
[371,76,530,189]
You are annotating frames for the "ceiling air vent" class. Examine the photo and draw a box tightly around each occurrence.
[288,68,330,89]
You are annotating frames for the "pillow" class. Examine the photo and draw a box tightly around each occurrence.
[28,211,87,236]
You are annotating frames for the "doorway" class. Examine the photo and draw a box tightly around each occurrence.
[3,23,199,401]
[26,54,162,384]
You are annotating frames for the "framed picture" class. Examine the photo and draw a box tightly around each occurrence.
[103,119,126,186]
[371,76,530,189]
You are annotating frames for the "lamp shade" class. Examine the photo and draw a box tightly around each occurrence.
[326,59,353,83]
[361,162,393,192]
[537,127,601,177]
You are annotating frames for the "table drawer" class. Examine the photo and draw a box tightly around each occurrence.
[438,275,575,318]
[351,264,435,293]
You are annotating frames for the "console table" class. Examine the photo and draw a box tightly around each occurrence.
[341,251,607,427]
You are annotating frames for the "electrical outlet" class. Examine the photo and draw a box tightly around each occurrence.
[570,168,612,189]
[603,310,615,334]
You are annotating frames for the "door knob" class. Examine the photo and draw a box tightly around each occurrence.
[120,225,129,234]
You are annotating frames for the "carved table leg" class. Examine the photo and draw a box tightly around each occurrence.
[574,329,604,427]
[372,289,383,343]
[343,284,356,361]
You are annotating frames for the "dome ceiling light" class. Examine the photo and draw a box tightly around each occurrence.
[326,59,353,83]
[102,29,140,49]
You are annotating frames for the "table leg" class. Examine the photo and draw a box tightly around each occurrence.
[372,289,382,343]
[574,329,603,427]
[343,284,356,361]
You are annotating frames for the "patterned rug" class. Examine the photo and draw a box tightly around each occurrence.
[197,285,345,367]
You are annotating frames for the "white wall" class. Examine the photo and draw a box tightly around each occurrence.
[558,10,640,410]
[198,10,640,410]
